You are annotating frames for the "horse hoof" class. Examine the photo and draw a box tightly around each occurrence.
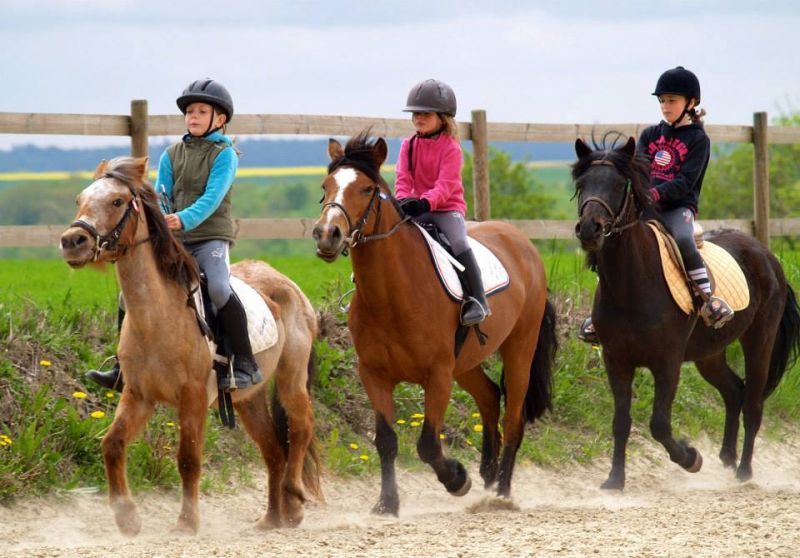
[254,514,281,531]
[112,502,142,537]
[600,476,624,491]
[684,448,703,473]
[371,500,399,517]
[170,522,198,536]
[736,465,753,482]
[449,475,472,497]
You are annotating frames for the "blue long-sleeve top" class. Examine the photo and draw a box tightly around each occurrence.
[154,131,238,232]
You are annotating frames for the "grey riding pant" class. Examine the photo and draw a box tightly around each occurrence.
[414,211,470,256]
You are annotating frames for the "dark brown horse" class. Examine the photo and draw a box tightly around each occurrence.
[573,137,800,489]
[312,133,556,514]
[59,157,322,534]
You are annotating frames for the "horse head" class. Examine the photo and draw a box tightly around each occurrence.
[312,131,401,262]
[60,157,151,268]
[572,136,651,253]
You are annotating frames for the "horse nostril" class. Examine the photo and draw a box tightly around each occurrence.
[312,226,321,242]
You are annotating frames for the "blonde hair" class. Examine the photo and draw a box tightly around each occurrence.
[440,114,460,141]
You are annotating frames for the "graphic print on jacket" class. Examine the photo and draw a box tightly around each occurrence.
[648,135,689,181]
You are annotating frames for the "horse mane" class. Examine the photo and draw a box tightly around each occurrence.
[104,157,200,291]
[571,131,652,212]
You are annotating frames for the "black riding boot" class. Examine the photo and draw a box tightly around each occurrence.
[456,249,491,327]
[86,307,125,392]
[216,294,263,391]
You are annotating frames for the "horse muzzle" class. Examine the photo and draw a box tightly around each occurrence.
[60,226,96,267]
[575,216,609,252]
[312,222,345,262]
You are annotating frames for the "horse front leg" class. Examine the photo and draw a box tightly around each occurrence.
[102,392,155,536]
[456,366,501,488]
[418,374,471,497]
[174,386,208,534]
[737,335,771,481]
[602,359,635,490]
[361,373,400,516]
[650,361,703,474]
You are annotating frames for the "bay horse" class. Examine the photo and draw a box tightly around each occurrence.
[312,132,556,515]
[573,136,800,489]
[59,157,322,534]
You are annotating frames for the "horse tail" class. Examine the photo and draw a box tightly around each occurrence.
[524,297,557,422]
[271,345,325,502]
[764,284,800,398]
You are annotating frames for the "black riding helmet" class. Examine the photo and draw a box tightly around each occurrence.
[176,78,234,123]
[652,66,701,104]
[403,79,457,117]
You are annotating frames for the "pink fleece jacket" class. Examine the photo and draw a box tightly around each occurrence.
[394,133,467,214]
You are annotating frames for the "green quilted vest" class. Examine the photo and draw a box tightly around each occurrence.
[167,137,236,244]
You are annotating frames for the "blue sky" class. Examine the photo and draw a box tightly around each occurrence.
[1,0,798,149]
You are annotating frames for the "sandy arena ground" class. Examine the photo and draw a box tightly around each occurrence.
[3,435,800,558]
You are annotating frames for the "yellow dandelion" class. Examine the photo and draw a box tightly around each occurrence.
[349,443,359,450]
[439,433,446,440]
[410,421,421,427]
[0,435,12,446]
[466,439,474,446]
[471,412,480,419]
[166,421,176,427]
[90,411,105,419]
[72,391,87,399]
[473,424,483,433]
[396,419,407,425]
[39,359,52,367]
[359,454,369,461]
[105,392,116,398]
[411,413,424,419]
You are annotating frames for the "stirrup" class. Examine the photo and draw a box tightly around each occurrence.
[460,297,489,327]
[577,317,598,344]
[699,296,734,329]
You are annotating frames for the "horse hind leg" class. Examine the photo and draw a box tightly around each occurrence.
[234,386,287,529]
[102,393,155,536]
[694,353,744,469]
[455,365,501,488]
[736,332,773,481]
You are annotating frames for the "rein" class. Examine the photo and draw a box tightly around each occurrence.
[322,185,410,256]
[578,160,640,237]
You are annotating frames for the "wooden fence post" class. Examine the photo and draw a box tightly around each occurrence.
[471,109,490,221]
[130,99,149,159]
[752,111,770,246]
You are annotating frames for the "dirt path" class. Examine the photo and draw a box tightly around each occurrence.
[4,436,800,558]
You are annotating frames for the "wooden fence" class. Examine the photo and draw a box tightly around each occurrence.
[2,101,800,248]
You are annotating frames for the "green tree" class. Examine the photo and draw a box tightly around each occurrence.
[461,148,557,219]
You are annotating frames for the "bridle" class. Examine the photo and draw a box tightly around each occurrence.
[578,160,639,237]
[70,172,150,261]
[321,179,409,256]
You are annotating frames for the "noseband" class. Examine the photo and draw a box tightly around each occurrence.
[321,181,409,256]
[578,160,639,237]
[70,172,149,261]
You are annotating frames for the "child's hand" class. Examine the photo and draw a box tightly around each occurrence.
[165,214,183,230]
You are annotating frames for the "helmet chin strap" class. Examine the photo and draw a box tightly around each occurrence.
[670,100,692,128]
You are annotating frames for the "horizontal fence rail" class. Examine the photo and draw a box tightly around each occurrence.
[1,105,799,248]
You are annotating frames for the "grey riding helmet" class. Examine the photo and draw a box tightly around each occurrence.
[176,79,234,123]
[652,66,701,103]
[403,79,457,117]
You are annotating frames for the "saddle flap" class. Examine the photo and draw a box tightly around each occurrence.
[414,222,510,301]
[647,223,750,315]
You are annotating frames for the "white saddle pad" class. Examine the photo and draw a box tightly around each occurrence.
[194,276,279,355]
[414,223,510,301]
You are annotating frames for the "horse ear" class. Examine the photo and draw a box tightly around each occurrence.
[132,157,149,182]
[575,138,592,159]
[372,137,388,167]
[620,136,636,158]
[328,138,344,161]
[93,160,109,179]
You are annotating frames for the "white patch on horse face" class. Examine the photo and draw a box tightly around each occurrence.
[76,178,125,228]
[323,168,358,225]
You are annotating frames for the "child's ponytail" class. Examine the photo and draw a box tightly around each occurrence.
[441,115,460,141]
[688,106,707,124]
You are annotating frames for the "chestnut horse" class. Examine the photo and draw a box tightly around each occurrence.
[60,157,321,534]
[312,133,556,515]
[573,137,800,489]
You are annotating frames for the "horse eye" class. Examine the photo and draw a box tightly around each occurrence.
[113,198,124,208]
[361,185,374,195]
